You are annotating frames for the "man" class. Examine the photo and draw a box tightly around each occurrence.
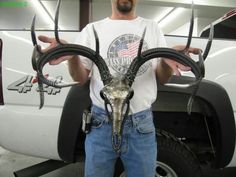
[39,0,200,176]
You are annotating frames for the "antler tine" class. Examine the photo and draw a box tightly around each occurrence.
[137,27,147,57]
[90,25,113,85]
[38,79,45,109]
[182,1,194,53]
[31,15,38,47]
[198,50,205,77]
[195,24,213,78]
[31,14,41,71]
[203,24,214,60]
[54,0,63,45]
[92,25,100,57]
[30,14,45,109]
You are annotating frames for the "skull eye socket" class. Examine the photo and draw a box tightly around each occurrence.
[100,90,105,100]
[128,90,134,99]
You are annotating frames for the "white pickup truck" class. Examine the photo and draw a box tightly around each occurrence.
[0,8,236,177]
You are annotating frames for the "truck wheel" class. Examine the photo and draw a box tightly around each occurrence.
[156,129,203,177]
[114,129,203,177]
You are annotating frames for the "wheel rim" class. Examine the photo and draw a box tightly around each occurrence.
[119,161,178,177]
[119,172,126,177]
[156,161,178,177]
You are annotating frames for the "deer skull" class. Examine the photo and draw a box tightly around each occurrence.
[100,77,134,150]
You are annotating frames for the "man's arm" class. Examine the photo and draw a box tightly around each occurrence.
[156,59,173,85]
[67,55,90,85]
[38,35,90,85]
[156,46,202,85]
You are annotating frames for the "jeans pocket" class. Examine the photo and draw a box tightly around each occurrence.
[91,113,105,129]
[136,114,155,134]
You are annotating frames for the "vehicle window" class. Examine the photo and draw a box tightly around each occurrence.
[200,9,236,39]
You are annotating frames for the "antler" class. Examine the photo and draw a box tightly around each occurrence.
[54,0,63,45]
[124,3,213,115]
[30,0,112,109]
[38,0,112,87]
[186,24,214,113]
[125,3,198,86]
[181,2,194,54]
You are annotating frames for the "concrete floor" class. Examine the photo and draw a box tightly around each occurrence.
[1,146,236,177]
[0,147,84,177]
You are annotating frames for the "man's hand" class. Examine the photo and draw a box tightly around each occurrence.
[164,45,202,76]
[38,36,89,84]
[38,35,71,65]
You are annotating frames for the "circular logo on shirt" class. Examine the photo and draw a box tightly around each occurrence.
[107,34,150,76]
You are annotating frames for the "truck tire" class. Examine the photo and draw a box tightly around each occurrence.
[114,129,203,177]
[156,129,203,177]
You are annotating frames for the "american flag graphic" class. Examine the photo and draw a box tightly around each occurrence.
[117,40,141,58]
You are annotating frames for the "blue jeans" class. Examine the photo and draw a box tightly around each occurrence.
[84,105,157,177]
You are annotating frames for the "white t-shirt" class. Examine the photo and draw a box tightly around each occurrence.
[75,17,167,114]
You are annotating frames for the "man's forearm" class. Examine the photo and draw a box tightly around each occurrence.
[68,55,90,85]
[156,59,173,85]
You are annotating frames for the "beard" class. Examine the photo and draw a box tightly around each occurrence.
[116,0,133,13]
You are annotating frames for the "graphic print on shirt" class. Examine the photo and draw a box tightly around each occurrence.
[107,34,151,76]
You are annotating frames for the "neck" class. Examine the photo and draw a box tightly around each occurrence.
[110,12,137,20]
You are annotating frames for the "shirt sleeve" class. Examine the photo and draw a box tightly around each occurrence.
[74,24,93,70]
[152,21,167,66]
[155,23,167,47]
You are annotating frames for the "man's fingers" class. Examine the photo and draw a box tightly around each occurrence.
[48,56,71,65]
[41,46,54,53]
[171,64,190,76]
[38,36,57,53]
[173,45,202,55]
[38,35,55,44]
[49,58,64,65]
[188,47,202,55]
[178,64,191,71]
[173,68,181,76]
